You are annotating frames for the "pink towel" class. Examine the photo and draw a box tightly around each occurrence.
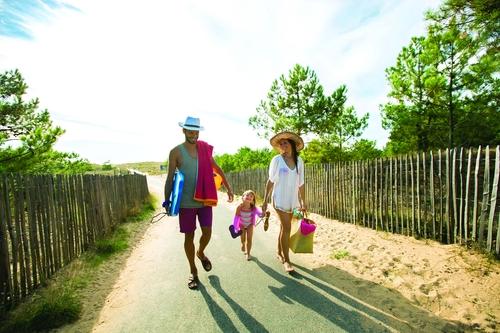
[194,140,218,206]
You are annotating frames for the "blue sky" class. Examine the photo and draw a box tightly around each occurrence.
[0,0,440,164]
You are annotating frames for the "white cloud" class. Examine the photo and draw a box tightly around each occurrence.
[0,0,440,163]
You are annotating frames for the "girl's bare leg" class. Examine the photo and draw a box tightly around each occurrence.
[240,228,246,252]
[246,225,254,260]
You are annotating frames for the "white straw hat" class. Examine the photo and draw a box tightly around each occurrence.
[178,116,204,131]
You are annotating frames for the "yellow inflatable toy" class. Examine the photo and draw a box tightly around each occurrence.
[213,169,223,190]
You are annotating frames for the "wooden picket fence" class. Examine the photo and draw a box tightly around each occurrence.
[226,146,499,255]
[0,173,149,311]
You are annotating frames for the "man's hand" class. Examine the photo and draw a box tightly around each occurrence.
[162,200,169,212]
[227,191,234,203]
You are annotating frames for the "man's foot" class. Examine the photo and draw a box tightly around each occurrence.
[188,275,199,289]
[196,252,212,272]
[283,262,294,273]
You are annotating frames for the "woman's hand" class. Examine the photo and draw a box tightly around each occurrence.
[261,201,268,214]
[300,203,307,213]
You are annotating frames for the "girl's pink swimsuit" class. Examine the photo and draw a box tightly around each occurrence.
[232,207,262,232]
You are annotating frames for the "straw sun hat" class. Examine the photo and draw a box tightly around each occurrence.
[270,131,304,151]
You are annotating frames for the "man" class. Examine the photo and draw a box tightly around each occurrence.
[164,116,234,290]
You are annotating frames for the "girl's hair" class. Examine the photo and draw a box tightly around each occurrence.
[242,190,256,208]
[288,139,299,174]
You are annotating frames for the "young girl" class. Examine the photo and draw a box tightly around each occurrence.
[232,190,263,261]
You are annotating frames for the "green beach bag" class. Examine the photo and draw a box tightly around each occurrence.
[289,215,316,254]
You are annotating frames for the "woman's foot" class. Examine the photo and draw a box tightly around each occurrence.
[276,252,285,263]
[283,262,294,273]
[241,244,245,252]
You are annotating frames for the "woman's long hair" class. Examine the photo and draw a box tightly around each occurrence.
[288,139,299,173]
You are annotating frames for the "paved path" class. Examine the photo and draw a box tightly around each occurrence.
[90,176,451,333]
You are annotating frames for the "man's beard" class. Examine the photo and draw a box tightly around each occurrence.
[186,136,197,144]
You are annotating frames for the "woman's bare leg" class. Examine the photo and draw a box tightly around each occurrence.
[277,223,284,263]
[276,209,293,271]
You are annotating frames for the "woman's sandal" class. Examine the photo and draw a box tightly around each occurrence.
[188,275,199,289]
[283,262,295,273]
[196,252,212,272]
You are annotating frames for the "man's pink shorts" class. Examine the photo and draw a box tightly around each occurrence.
[179,206,213,233]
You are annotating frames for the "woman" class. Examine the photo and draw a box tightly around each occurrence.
[262,131,306,273]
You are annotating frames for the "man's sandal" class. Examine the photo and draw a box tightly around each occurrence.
[188,275,199,289]
[196,252,212,272]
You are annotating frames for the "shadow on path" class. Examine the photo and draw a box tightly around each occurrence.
[293,263,467,333]
[253,258,394,332]
[208,275,269,333]
[198,281,239,332]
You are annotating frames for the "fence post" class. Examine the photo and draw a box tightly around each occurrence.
[478,146,490,244]
[487,146,499,252]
